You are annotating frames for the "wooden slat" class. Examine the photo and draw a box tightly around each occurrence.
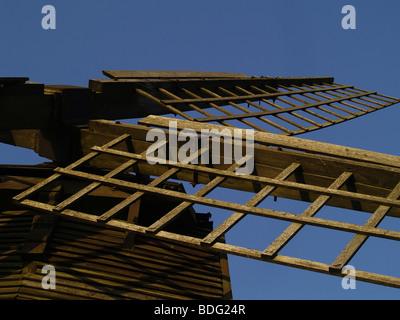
[13,134,131,202]
[290,84,359,117]
[329,180,400,272]
[198,87,267,132]
[262,171,353,258]
[201,162,301,245]
[248,85,315,132]
[97,145,209,223]
[103,70,249,79]
[146,156,252,234]
[161,84,355,106]
[53,159,137,212]
[220,86,292,134]
[195,87,266,131]
[160,87,233,127]
[136,88,194,120]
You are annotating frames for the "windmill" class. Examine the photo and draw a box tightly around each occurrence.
[1,70,400,299]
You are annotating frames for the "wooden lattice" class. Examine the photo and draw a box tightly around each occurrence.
[90,72,400,135]
[13,116,400,288]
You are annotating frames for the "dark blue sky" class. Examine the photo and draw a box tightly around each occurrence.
[1,0,400,299]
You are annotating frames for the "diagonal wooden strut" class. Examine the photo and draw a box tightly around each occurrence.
[146,155,253,234]
[200,162,301,246]
[262,171,353,258]
[329,180,400,272]
[98,146,211,223]
[12,134,132,203]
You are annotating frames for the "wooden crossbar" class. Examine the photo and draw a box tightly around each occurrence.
[262,171,353,258]
[201,162,301,246]
[160,85,356,106]
[329,180,400,272]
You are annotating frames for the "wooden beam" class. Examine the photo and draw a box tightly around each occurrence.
[102,70,250,79]
[200,162,301,246]
[139,115,400,168]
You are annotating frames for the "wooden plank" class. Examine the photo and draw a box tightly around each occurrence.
[329,180,400,272]
[201,162,301,245]
[139,115,400,168]
[103,70,249,79]
[85,118,400,203]
[262,171,353,258]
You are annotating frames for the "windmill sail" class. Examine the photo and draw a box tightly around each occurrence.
[2,71,400,298]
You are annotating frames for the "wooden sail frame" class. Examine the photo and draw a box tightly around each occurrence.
[89,74,400,135]
[12,115,400,289]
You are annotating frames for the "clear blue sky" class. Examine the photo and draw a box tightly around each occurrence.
[1,0,400,299]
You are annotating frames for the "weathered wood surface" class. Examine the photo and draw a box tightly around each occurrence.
[140,115,400,168]
[103,70,250,79]
[73,119,400,218]
[0,166,231,300]
[10,126,400,290]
